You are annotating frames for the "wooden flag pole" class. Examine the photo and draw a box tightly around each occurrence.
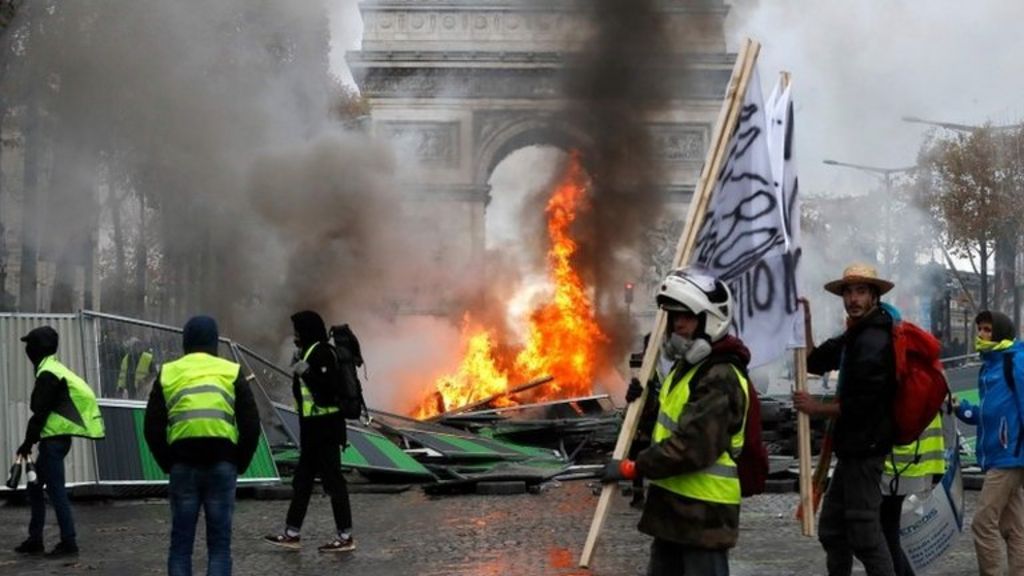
[794,349,815,536]
[772,69,814,538]
[578,38,762,569]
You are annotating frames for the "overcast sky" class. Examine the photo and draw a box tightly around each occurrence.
[727,0,1024,198]
[329,0,1024,200]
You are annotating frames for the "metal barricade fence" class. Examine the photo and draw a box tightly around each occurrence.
[82,311,234,401]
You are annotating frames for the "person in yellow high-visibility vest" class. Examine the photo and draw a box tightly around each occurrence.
[116,339,155,400]
[880,413,946,576]
[264,310,354,553]
[14,326,105,558]
[601,268,751,576]
[143,315,260,576]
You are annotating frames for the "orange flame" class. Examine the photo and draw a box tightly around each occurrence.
[513,154,607,397]
[412,152,608,419]
[410,315,514,420]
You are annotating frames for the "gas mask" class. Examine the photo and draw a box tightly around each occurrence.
[661,333,712,365]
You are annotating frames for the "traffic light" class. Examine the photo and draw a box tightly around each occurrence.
[624,282,634,304]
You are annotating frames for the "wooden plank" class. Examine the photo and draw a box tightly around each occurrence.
[794,349,815,536]
[425,375,555,421]
[579,37,762,569]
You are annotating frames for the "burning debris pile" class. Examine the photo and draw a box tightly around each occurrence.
[411,153,616,420]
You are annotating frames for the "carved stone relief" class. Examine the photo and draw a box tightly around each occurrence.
[377,121,461,167]
[650,123,708,163]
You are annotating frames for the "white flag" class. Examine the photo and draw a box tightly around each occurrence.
[691,68,802,367]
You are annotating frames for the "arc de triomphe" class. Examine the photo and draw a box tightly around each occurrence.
[348,0,734,314]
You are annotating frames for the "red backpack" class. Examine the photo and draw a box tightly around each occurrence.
[693,356,769,496]
[890,319,949,445]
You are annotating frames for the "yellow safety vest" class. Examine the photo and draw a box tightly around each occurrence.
[39,356,105,440]
[651,360,749,505]
[118,350,153,392]
[883,413,945,493]
[297,342,340,418]
[160,353,240,445]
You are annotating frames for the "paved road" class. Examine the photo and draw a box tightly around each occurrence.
[0,481,983,575]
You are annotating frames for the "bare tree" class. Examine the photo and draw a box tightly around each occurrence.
[917,126,1024,313]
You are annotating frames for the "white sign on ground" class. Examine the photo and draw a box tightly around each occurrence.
[900,435,965,572]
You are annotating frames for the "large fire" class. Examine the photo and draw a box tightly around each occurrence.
[412,153,609,419]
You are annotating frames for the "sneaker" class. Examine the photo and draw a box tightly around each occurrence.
[46,541,79,558]
[263,532,301,550]
[14,539,44,555]
[317,535,355,553]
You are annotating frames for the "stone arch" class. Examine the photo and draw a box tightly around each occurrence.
[474,114,595,189]
[348,0,733,313]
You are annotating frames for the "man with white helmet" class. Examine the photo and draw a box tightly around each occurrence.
[602,267,752,575]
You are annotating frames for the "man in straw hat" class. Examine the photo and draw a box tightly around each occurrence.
[793,263,899,576]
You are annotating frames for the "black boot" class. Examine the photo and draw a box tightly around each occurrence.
[14,538,44,555]
[46,540,78,558]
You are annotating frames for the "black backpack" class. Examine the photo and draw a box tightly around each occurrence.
[330,324,367,420]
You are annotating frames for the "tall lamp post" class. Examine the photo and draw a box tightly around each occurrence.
[903,115,1023,327]
[821,159,917,276]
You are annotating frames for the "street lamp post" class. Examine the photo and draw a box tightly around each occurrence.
[821,159,917,276]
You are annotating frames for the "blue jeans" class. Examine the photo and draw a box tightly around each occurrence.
[28,436,75,544]
[168,461,238,576]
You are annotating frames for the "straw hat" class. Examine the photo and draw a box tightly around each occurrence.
[824,262,894,296]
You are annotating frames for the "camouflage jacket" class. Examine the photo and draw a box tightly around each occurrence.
[634,335,750,549]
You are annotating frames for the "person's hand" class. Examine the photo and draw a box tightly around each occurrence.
[625,378,644,403]
[601,458,637,483]
[292,360,310,377]
[792,390,821,416]
[797,297,811,325]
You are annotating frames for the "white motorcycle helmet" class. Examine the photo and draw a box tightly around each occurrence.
[656,267,734,343]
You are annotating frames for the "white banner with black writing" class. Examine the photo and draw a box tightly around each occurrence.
[691,68,802,368]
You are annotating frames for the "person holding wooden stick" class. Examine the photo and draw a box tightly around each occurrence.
[793,263,898,576]
[601,268,751,576]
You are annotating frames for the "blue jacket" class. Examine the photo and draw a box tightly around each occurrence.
[956,341,1024,471]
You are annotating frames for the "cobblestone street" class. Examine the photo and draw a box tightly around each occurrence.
[0,482,980,575]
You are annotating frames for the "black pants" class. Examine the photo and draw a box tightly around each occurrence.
[880,494,915,576]
[285,436,351,533]
[647,538,729,576]
[818,455,895,576]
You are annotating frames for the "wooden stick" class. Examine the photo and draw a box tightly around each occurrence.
[426,375,555,421]
[794,349,815,536]
[771,69,814,537]
[797,418,833,521]
[579,38,762,569]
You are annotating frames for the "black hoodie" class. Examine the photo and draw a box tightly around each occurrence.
[143,317,260,473]
[19,327,70,452]
[290,310,345,446]
[808,305,897,457]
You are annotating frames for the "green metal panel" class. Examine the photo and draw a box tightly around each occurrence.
[245,434,277,478]
[365,433,424,470]
[342,443,370,467]
[132,408,167,481]
[275,426,432,478]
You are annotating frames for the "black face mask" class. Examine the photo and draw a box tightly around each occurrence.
[25,342,47,365]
